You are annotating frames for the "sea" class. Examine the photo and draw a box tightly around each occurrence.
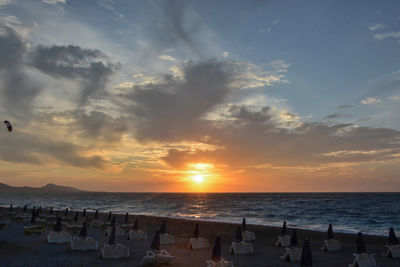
[1,192,399,236]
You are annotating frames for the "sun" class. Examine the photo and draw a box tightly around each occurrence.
[192,174,204,183]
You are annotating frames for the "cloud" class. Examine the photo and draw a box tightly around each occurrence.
[368,24,385,31]
[158,54,176,61]
[29,45,116,105]
[361,97,381,104]
[322,113,347,120]
[119,60,235,141]
[373,31,400,41]
[0,131,107,169]
[42,0,66,5]
[337,104,353,109]
[0,27,41,114]
[161,104,400,170]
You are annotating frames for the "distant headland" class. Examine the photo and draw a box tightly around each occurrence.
[0,182,84,193]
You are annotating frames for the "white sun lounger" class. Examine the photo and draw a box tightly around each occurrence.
[106,226,125,237]
[206,259,234,267]
[321,239,342,251]
[242,231,255,242]
[280,247,302,262]
[348,253,377,267]
[229,241,253,255]
[384,244,400,258]
[24,225,46,235]
[101,243,130,259]
[188,237,210,249]
[160,233,175,245]
[70,237,98,251]
[141,250,174,266]
[129,230,147,240]
[275,235,291,247]
[46,231,71,243]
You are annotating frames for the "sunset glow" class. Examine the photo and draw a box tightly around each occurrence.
[0,1,400,192]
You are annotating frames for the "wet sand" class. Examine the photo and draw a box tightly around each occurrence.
[0,207,399,266]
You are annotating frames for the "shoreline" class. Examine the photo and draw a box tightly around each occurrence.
[1,207,399,266]
[0,205,389,237]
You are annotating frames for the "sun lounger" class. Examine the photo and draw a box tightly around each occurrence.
[106,226,125,237]
[348,253,377,267]
[23,225,45,235]
[66,224,83,234]
[46,231,71,243]
[141,250,174,266]
[160,233,175,245]
[280,247,302,262]
[383,244,400,258]
[70,236,98,251]
[229,241,253,255]
[275,235,291,247]
[321,239,342,251]
[206,259,234,267]
[101,243,130,259]
[188,237,210,249]
[242,230,255,242]
[129,230,147,240]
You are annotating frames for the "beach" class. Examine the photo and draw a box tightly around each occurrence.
[0,208,398,267]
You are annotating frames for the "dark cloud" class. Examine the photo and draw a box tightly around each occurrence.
[156,0,202,57]
[161,105,400,169]
[0,27,41,114]
[29,45,115,105]
[337,104,353,109]
[0,131,108,169]
[322,113,350,120]
[121,60,234,141]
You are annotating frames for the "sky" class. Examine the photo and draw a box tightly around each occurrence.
[0,0,400,192]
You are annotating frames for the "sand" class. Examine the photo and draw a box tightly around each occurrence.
[0,207,399,266]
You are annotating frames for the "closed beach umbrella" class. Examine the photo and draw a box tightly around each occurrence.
[9,204,12,212]
[94,210,98,220]
[281,221,287,236]
[30,213,36,225]
[212,237,222,261]
[49,207,53,215]
[82,209,86,217]
[64,208,69,216]
[236,226,243,243]
[108,227,116,245]
[193,223,200,239]
[160,220,166,235]
[290,229,298,247]
[79,222,87,238]
[389,227,399,245]
[54,217,62,232]
[108,211,112,221]
[23,204,27,212]
[242,218,247,232]
[74,212,79,223]
[356,232,366,253]
[125,212,129,224]
[301,239,312,266]
[133,218,139,231]
[151,230,161,251]
[111,216,116,227]
[327,224,334,240]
